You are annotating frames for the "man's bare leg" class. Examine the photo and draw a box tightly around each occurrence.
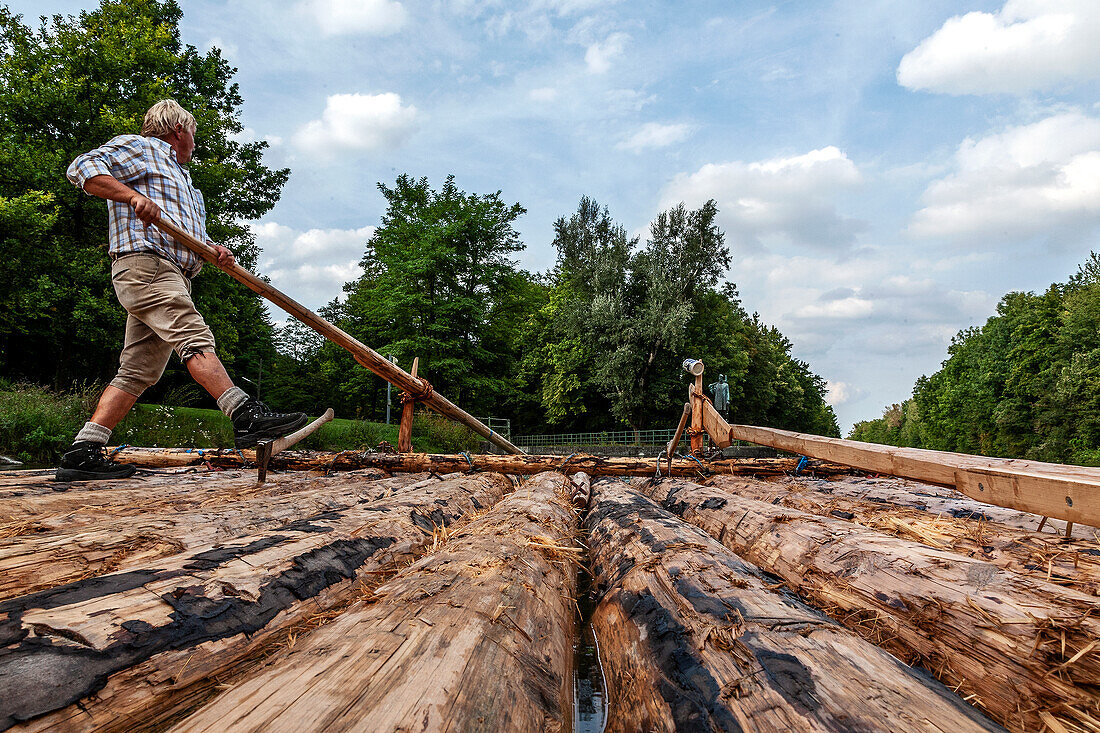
[185,352,233,399]
[89,386,140,431]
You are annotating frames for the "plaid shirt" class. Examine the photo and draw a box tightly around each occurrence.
[67,134,209,277]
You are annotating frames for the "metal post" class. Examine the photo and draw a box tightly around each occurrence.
[385,355,397,424]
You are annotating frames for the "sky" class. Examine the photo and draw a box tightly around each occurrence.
[12,0,1100,432]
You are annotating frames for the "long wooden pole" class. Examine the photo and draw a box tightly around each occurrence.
[105,446,854,478]
[152,217,523,455]
[727,423,1100,526]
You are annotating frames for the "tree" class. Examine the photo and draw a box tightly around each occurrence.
[525,196,838,436]
[340,175,531,419]
[0,0,287,396]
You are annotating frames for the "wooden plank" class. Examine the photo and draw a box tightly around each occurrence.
[1,473,510,732]
[639,476,1100,732]
[700,398,732,448]
[104,446,858,478]
[728,424,1100,525]
[586,480,1002,732]
[708,474,1100,596]
[172,471,578,732]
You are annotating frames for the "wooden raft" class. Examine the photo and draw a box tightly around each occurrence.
[0,470,444,601]
[639,476,1100,732]
[706,474,1100,596]
[175,471,580,732]
[0,472,510,731]
[585,479,1002,732]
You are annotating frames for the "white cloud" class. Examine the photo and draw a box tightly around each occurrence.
[528,87,559,102]
[793,296,874,320]
[300,0,408,36]
[292,93,418,159]
[660,147,864,250]
[825,380,854,407]
[605,88,656,113]
[910,111,1100,241]
[585,32,628,73]
[617,122,693,152]
[898,0,1100,95]
[253,222,376,310]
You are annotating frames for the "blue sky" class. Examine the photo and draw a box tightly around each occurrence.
[13,0,1100,431]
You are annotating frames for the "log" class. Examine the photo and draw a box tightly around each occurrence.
[727,423,1100,526]
[585,480,1002,732]
[105,446,858,478]
[0,472,451,602]
[707,475,1100,596]
[152,217,523,455]
[175,471,579,732]
[0,472,511,732]
[638,477,1100,732]
[749,473,1091,536]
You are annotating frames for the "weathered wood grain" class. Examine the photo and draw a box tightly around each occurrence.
[586,480,1003,732]
[707,475,1100,596]
[103,446,857,478]
[640,477,1100,732]
[728,424,1100,526]
[0,472,447,601]
[1,472,510,732]
[173,471,579,732]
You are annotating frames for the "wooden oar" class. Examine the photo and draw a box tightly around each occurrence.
[152,217,523,455]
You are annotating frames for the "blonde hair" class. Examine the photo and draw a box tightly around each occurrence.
[141,99,196,137]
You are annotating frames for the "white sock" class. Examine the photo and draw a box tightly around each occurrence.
[75,421,112,445]
[217,386,250,417]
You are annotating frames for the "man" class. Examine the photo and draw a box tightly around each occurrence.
[708,374,730,415]
[57,99,307,481]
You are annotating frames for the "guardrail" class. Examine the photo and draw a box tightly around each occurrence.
[513,429,758,448]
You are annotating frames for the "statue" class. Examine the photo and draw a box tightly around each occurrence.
[708,374,730,413]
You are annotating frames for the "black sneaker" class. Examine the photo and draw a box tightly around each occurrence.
[55,441,137,481]
[232,398,308,448]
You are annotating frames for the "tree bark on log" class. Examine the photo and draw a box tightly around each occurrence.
[0,472,453,602]
[585,480,1003,733]
[0,472,511,732]
[104,446,856,478]
[173,471,579,732]
[638,477,1100,733]
[719,473,1088,536]
[706,475,1100,596]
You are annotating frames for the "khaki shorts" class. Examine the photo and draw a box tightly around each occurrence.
[109,253,216,396]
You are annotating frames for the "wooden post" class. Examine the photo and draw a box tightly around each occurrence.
[690,372,704,455]
[397,357,418,453]
[150,217,524,455]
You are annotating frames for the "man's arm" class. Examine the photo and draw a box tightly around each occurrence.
[82,174,161,225]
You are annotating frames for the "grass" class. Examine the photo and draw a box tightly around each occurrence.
[0,383,481,462]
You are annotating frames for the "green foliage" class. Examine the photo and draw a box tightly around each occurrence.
[850,252,1100,466]
[519,197,839,436]
[0,0,286,394]
[335,174,536,419]
[0,384,475,460]
[0,383,99,461]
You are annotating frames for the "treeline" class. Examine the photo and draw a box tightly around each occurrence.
[0,0,838,438]
[850,253,1100,466]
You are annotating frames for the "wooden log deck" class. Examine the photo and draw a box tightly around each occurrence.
[0,456,1097,732]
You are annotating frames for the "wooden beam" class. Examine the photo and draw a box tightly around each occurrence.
[104,446,858,478]
[707,474,1100,596]
[587,480,1002,732]
[728,423,1100,526]
[397,357,418,453]
[151,217,523,455]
